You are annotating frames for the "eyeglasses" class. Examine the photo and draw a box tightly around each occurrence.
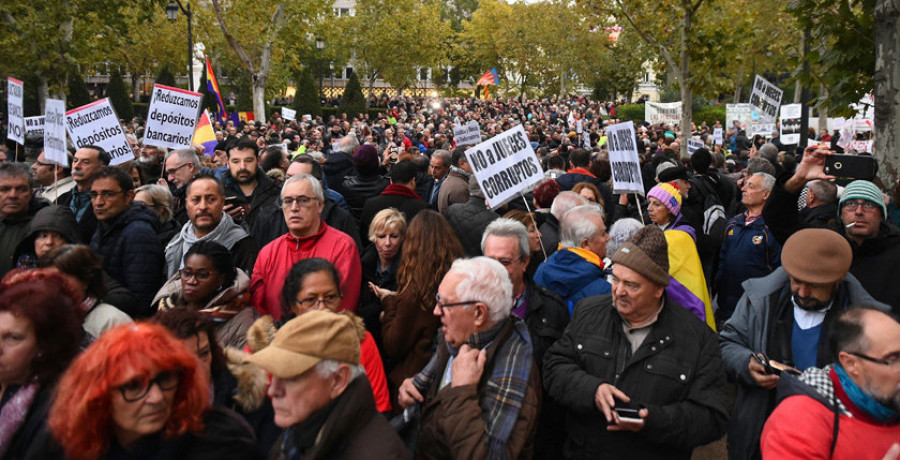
[294,294,342,310]
[280,195,317,208]
[492,257,523,267]
[842,200,880,212]
[89,190,124,200]
[434,293,481,314]
[181,268,213,281]
[167,163,191,175]
[34,160,54,168]
[850,351,900,367]
[117,369,182,402]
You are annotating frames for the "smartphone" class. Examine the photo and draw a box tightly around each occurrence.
[224,196,240,206]
[824,154,877,180]
[613,401,643,424]
[752,353,775,374]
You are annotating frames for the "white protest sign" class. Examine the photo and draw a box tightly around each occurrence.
[65,98,133,165]
[453,120,482,146]
[144,84,202,150]
[645,102,682,125]
[583,129,591,148]
[281,107,296,121]
[780,103,803,145]
[25,116,45,138]
[606,121,644,195]
[714,127,723,145]
[749,123,776,138]
[6,78,24,144]
[463,124,542,208]
[749,75,782,121]
[847,140,873,153]
[687,139,705,155]
[44,99,68,167]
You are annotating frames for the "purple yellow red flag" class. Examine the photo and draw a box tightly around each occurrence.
[193,110,217,158]
[206,57,227,122]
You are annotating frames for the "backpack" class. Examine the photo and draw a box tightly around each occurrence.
[690,175,728,246]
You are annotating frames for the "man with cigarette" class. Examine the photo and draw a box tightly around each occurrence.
[719,228,889,460]
[762,146,900,314]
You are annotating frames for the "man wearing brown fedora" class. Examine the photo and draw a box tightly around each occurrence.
[245,310,405,459]
[719,228,889,460]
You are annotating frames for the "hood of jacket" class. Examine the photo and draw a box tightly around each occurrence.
[15,204,79,254]
[535,248,605,298]
[152,267,250,308]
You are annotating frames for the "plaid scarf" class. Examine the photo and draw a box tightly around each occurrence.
[413,316,533,460]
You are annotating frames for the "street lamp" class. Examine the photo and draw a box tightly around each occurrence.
[166,0,194,91]
[316,38,325,101]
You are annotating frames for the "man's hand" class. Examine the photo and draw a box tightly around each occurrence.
[450,344,486,387]
[398,377,424,409]
[608,408,649,432]
[785,146,835,193]
[223,203,245,219]
[882,443,900,460]
[595,384,647,431]
[748,354,779,389]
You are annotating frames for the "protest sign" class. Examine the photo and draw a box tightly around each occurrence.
[780,103,803,145]
[726,103,757,130]
[44,99,68,166]
[144,84,202,150]
[847,140,873,153]
[749,75,782,121]
[454,120,482,146]
[749,123,776,138]
[687,139,705,155]
[281,107,296,121]
[714,128,723,145]
[645,102,682,125]
[7,78,24,144]
[463,125,542,208]
[25,116,45,138]
[65,98,133,165]
[606,121,644,195]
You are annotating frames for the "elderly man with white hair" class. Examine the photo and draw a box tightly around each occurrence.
[538,190,590,258]
[398,257,541,459]
[535,204,612,315]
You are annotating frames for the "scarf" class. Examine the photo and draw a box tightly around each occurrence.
[565,247,604,269]
[413,317,533,460]
[450,165,472,180]
[567,167,596,178]
[165,213,249,275]
[834,364,898,423]
[0,381,40,458]
[69,188,91,222]
[381,183,422,200]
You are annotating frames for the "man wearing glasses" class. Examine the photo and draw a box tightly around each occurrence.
[89,166,165,318]
[32,149,75,201]
[250,173,360,321]
[761,307,900,458]
[720,228,889,460]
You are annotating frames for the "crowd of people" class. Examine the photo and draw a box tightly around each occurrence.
[0,94,898,460]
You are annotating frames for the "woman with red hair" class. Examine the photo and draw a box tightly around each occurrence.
[30,323,256,460]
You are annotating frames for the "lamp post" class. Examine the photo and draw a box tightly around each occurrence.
[166,0,193,91]
[316,38,325,102]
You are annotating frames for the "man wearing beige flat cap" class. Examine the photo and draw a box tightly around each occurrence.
[720,228,890,460]
[245,310,405,459]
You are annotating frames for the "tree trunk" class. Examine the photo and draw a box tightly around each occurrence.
[252,73,267,124]
[368,74,376,100]
[679,2,693,160]
[817,83,828,133]
[733,62,744,103]
[132,73,141,103]
[874,0,900,185]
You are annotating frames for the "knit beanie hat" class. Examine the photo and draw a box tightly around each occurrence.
[839,180,886,218]
[781,228,852,284]
[647,182,682,217]
[611,225,670,286]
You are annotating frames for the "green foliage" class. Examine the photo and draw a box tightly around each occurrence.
[156,65,177,87]
[107,68,134,120]
[132,103,149,119]
[692,105,726,127]
[293,68,321,118]
[339,72,367,119]
[615,104,645,123]
[22,74,41,117]
[67,72,93,109]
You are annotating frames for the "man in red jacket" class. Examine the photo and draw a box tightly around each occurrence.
[250,174,360,320]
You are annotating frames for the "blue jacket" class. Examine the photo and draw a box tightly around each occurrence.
[715,213,781,320]
[534,248,611,315]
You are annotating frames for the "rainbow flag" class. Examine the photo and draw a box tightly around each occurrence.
[476,68,500,87]
[206,57,227,122]
[193,110,218,158]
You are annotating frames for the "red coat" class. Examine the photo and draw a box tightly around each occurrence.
[250,222,361,320]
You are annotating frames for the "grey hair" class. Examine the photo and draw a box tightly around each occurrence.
[432,149,451,166]
[607,218,644,256]
[550,191,589,220]
[135,184,174,223]
[314,360,365,380]
[481,218,529,260]
[752,172,776,191]
[0,162,32,185]
[449,257,513,323]
[281,174,324,203]
[336,132,360,154]
[746,157,776,176]
[306,150,325,163]
[168,148,201,167]
[758,143,779,163]
[560,205,605,248]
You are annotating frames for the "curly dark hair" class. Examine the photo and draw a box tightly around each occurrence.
[184,240,237,289]
[153,306,226,375]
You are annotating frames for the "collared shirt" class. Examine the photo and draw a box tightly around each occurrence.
[619,299,665,353]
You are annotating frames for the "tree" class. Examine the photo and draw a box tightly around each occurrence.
[156,65,177,87]
[67,72,92,109]
[107,68,135,121]
[339,72,366,119]
[293,68,321,118]
[109,3,182,102]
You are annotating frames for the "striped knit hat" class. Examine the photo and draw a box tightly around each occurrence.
[839,180,886,218]
[647,182,682,217]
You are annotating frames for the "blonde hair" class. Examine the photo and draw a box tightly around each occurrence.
[367,208,407,243]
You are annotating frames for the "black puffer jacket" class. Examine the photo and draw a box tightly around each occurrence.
[543,294,729,460]
[443,196,499,257]
[324,151,357,198]
[342,174,389,221]
[223,168,281,247]
[90,203,165,318]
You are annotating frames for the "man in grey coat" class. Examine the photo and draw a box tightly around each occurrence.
[719,228,889,460]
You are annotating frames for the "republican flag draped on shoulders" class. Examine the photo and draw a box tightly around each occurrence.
[663,230,717,331]
[193,110,218,158]
[206,57,228,122]
[476,68,500,99]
